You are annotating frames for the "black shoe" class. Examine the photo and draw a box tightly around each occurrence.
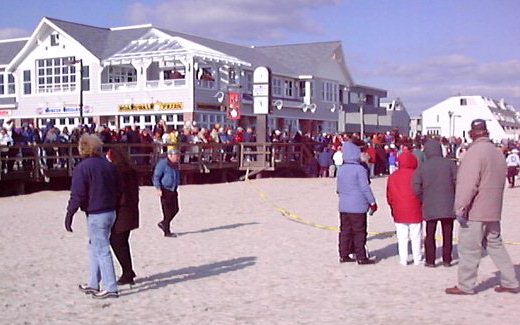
[78,284,99,295]
[117,276,135,285]
[425,262,437,268]
[164,232,177,237]
[357,259,375,265]
[92,290,119,299]
[339,256,356,263]
[157,221,164,231]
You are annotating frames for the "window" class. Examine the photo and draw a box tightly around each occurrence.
[23,70,31,94]
[0,75,4,95]
[245,71,253,93]
[460,98,467,106]
[107,66,136,83]
[321,82,336,102]
[272,78,282,96]
[82,66,90,91]
[228,67,237,84]
[298,81,306,97]
[284,80,293,97]
[7,74,14,94]
[50,33,59,46]
[36,57,76,93]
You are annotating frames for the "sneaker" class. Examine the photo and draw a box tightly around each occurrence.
[78,284,99,295]
[357,259,376,265]
[445,286,476,295]
[92,290,119,299]
[494,285,520,294]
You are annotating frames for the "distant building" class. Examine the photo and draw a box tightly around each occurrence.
[409,116,422,138]
[379,97,410,135]
[0,17,387,136]
[421,95,520,142]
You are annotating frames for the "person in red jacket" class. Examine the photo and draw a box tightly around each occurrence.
[386,152,423,265]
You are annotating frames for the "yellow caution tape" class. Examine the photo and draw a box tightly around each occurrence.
[252,182,520,246]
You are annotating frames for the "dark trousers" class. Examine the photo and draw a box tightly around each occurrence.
[160,189,179,233]
[339,212,368,260]
[110,230,135,278]
[424,218,454,264]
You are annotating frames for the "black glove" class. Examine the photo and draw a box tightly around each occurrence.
[456,215,468,228]
[65,213,73,232]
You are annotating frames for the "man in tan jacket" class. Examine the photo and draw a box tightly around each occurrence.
[446,119,519,295]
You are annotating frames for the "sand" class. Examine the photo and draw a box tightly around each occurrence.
[1,177,519,324]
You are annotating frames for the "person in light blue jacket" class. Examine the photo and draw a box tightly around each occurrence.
[153,148,181,237]
[336,141,378,265]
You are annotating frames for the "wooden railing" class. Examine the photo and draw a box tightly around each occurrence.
[0,142,318,182]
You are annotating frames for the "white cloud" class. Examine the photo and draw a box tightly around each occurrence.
[365,55,520,115]
[0,27,29,39]
[127,0,340,41]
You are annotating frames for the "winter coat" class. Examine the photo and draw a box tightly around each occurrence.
[113,168,139,234]
[318,149,333,168]
[337,142,376,213]
[387,152,422,223]
[454,137,506,221]
[412,140,457,220]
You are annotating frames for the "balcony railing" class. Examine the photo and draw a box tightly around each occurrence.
[36,85,77,94]
[100,82,138,91]
[146,79,186,88]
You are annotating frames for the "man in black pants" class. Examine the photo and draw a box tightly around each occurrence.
[152,149,181,237]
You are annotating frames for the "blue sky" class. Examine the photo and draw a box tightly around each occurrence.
[1,0,519,116]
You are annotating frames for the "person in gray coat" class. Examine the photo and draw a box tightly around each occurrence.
[413,139,457,267]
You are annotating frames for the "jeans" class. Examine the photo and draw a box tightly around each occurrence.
[395,222,422,265]
[87,211,118,292]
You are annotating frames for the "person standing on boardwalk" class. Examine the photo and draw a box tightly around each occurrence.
[413,139,457,267]
[505,148,520,188]
[387,152,423,266]
[107,147,139,285]
[153,148,181,237]
[64,134,121,299]
[336,141,377,265]
[446,119,520,295]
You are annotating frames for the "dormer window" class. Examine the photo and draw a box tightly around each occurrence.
[51,33,60,46]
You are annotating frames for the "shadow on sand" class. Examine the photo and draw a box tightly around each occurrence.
[120,256,257,296]
[176,222,259,236]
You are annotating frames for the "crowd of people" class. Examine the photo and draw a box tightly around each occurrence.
[335,118,520,295]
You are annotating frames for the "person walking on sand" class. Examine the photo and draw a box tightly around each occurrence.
[413,139,457,268]
[387,152,423,266]
[64,134,121,299]
[446,119,520,295]
[337,141,378,265]
[505,148,520,188]
[106,147,139,285]
[153,148,181,237]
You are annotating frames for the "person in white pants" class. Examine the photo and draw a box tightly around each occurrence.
[386,152,423,265]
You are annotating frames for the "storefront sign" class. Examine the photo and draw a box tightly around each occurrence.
[35,106,92,115]
[119,102,183,112]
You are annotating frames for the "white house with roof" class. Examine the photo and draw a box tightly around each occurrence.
[0,17,389,136]
[421,95,520,142]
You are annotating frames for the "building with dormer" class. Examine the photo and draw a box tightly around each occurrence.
[421,95,520,142]
[0,17,389,136]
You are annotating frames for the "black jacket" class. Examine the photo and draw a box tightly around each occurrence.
[412,140,457,220]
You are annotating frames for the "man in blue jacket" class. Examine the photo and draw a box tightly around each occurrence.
[65,134,121,299]
[153,148,181,237]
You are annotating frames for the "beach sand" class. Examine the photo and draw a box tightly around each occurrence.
[1,177,519,324]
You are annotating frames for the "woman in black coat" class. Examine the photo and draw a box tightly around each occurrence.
[107,146,140,285]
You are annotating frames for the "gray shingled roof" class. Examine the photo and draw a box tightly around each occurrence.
[0,39,27,65]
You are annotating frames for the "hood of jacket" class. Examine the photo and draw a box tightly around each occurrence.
[342,141,360,163]
[397,152,418,170]
[423,140,443,158]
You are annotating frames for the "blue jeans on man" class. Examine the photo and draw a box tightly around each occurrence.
[87,211,118,293]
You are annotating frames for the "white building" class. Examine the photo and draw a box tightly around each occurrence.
[0,17,389,136]
[421,95,520,142]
